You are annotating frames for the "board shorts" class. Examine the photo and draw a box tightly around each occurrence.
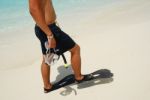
[34,23,76,55]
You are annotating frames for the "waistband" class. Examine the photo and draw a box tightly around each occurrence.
[48,22,57,28]
[35,22,57,29]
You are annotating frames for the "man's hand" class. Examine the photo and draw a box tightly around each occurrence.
[48,37,56,48]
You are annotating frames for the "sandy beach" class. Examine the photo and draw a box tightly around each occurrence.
[0,0,150,100]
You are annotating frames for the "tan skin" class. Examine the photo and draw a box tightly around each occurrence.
[29,0,84,90]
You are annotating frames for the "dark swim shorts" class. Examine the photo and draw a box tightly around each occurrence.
[34,23,76,55]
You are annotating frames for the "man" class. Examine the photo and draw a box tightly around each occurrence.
[29,0,89,93]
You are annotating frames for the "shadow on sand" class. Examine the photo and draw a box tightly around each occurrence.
[52,65,114,96]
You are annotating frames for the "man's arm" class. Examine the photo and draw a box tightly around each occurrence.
[29,0,52,36]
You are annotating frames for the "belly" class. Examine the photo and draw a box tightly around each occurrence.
[45,0,57,24]
[45,13,56,24]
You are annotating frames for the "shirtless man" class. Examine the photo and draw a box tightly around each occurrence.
[29,0,89,93]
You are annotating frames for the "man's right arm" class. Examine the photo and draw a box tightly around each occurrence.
[29,0,52,36]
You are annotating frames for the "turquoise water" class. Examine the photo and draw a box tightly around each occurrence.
[0,0,29,34]
[0,0,115,33]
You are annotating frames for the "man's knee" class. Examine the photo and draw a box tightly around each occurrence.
[70,44,81,55]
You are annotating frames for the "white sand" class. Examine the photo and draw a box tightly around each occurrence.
[0,0,150,100]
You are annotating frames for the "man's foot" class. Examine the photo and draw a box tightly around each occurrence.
[44,84,54,93]
[75,74,94,83]
[44,85,58,93]
[44,83,61,93]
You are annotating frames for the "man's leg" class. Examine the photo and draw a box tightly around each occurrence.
[70,44,84,80]
[41,56,52,89]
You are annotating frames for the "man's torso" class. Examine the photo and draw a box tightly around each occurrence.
[42,0,56,24]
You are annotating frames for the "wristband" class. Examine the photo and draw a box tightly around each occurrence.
[47,34,53,39]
